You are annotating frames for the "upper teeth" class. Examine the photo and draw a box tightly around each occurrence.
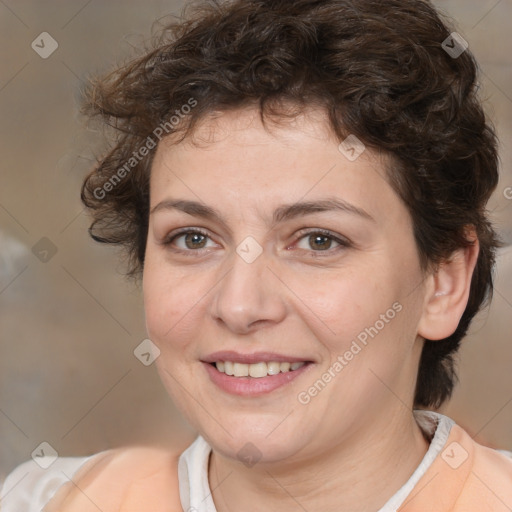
[215,361,306,378]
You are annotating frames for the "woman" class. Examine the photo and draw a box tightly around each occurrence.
[2,0,511,510]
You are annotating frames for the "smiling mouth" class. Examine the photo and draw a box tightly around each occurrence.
[211,361,310,378]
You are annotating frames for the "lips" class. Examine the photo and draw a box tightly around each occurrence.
[203,361,312,396]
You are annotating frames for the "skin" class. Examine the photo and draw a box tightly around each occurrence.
[143,107,479,511]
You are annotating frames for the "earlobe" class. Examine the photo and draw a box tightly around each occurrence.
[417,232,480,341]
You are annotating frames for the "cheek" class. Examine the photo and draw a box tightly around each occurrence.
[304,270,416,383]
[294,267,391,341]
[143,260,203,350]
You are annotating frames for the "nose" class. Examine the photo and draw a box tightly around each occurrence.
[208,248,287,335]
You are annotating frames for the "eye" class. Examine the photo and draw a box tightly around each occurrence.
[163,229,217,252]
[294,229,350,253]
[161,228,349,256]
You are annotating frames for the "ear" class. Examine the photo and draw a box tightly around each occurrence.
[417,229,480,341]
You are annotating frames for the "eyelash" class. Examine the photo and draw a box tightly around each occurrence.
[161,228,350,257]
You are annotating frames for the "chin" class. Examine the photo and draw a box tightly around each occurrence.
[198,418,312,465]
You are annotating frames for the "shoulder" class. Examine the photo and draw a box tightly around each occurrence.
[45,445,183,511]
[1,445,185,512]
[457,424,512,477]
[466,433,512,485]
[399,420,512,512]
[450,424,512,511]
[0,454,93,511]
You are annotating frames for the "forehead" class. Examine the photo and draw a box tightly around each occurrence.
[149,107,401,224]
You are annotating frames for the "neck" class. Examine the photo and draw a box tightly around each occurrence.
[208,409,430,512]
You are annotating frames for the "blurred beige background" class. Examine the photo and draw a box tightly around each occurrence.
[0,0,511,479]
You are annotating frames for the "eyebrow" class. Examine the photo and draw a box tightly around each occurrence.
[150,197,375,225]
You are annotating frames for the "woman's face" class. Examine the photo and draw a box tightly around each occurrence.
[143,108,429,464]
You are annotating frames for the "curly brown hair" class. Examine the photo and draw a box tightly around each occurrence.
[81,0,502,408]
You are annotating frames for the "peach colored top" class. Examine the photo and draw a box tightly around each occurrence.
[1,411,511,511]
